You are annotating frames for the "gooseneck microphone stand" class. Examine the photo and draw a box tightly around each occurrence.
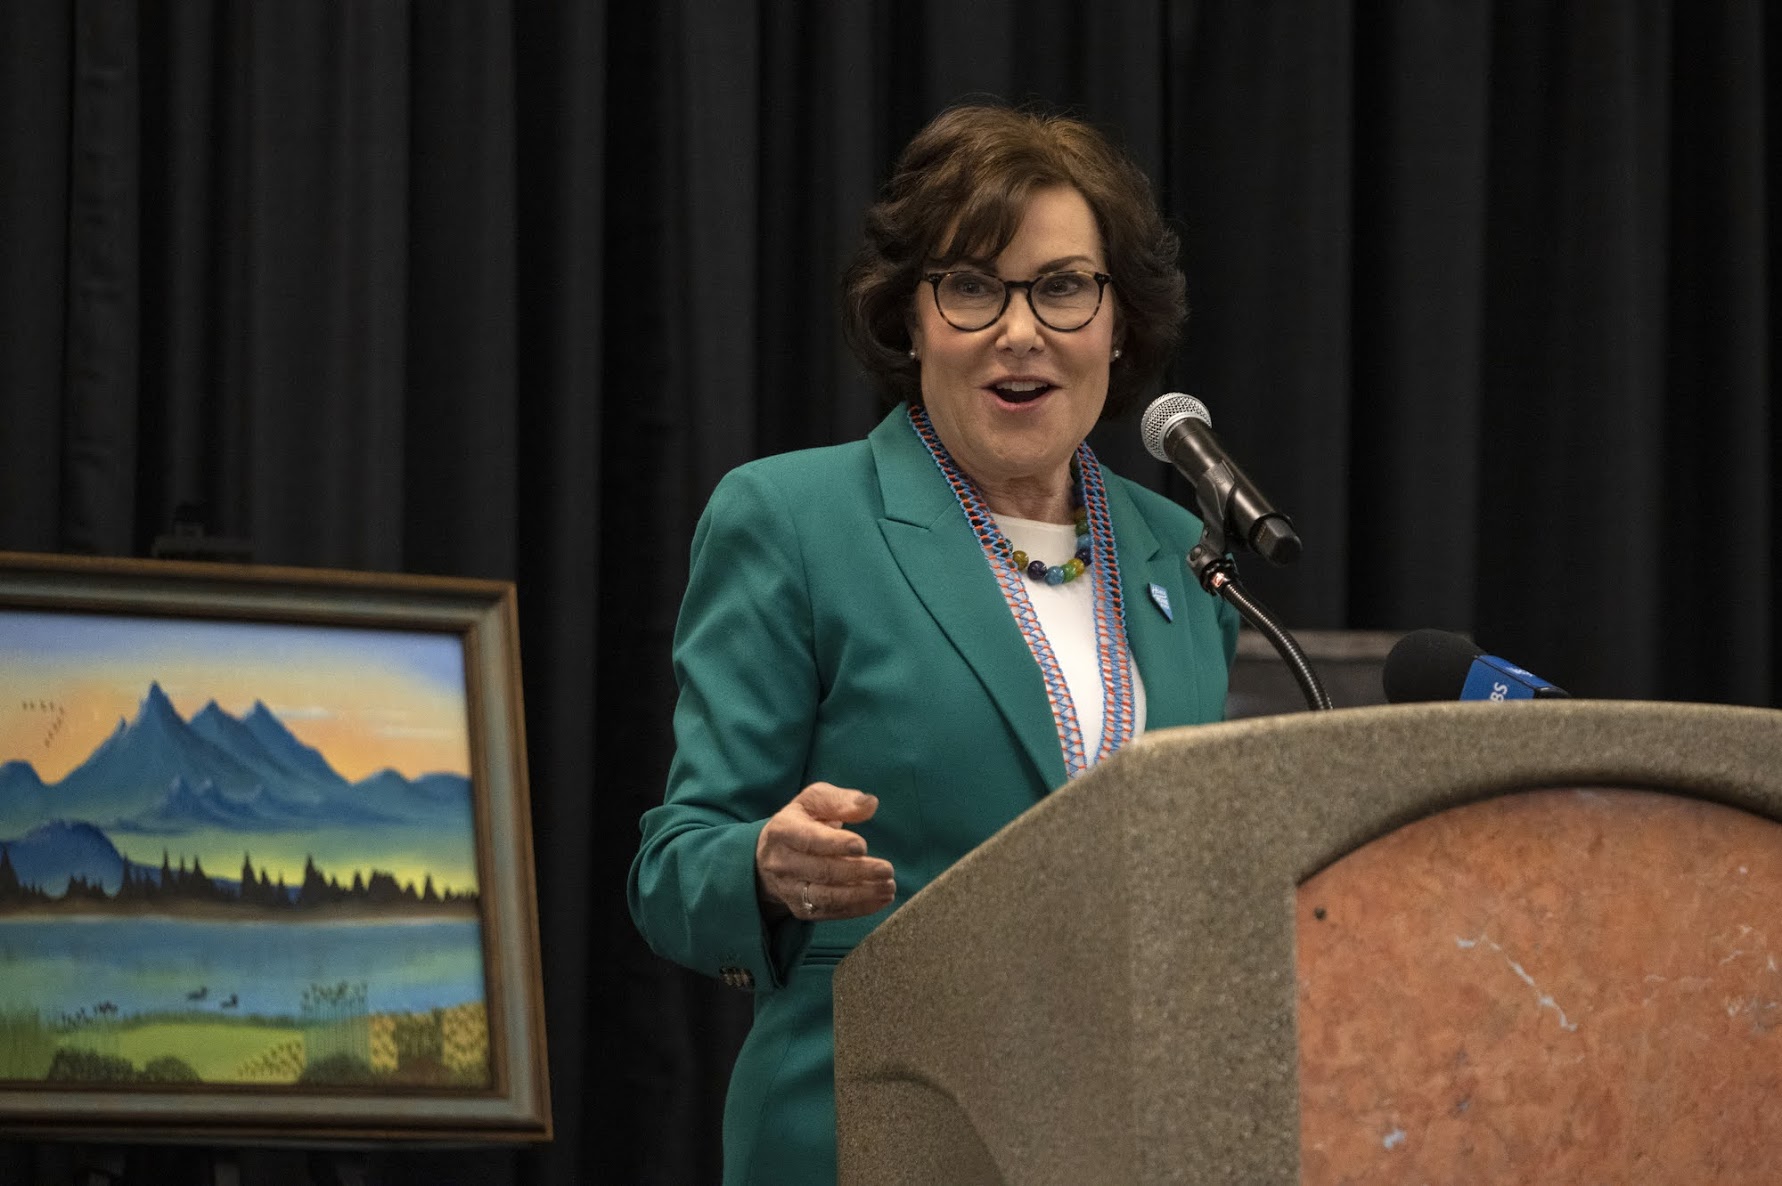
[1187,519,1334,713]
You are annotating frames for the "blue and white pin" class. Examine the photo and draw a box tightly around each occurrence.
[1148,582,1173,622]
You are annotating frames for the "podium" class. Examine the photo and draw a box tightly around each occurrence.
[832,700,1782,1184]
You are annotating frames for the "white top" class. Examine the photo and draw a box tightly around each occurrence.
[995,514,1148,767]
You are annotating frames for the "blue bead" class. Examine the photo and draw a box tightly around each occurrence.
[1077,533,1091,550]
[1045,566,1066,586]
[1026,560,1049,581]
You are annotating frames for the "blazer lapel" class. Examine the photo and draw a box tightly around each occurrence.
[869,412,1068,791]
[1103,473,1222,729]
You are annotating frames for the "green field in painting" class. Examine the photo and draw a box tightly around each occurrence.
[0,1013,304,1084]
[115,1020,303,1081]
[1,1003,489,1086]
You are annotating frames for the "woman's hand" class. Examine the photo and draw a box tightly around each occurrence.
[755,782,896,921]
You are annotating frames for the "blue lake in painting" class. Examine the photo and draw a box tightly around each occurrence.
[0,916,484,1021]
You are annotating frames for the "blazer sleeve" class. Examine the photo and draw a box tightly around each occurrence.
[628,462,818,991]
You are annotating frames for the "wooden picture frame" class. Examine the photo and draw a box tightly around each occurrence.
[0,551,550,1143]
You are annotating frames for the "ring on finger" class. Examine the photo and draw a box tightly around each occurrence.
[800,882,816,917]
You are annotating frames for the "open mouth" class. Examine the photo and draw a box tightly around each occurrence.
[989,381,1054,405]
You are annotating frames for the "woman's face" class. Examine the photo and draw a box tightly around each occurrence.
[909,185,1118,510]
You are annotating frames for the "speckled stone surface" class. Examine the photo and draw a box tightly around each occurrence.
[1299,787,1782,1184]
[832,700,1782,1185]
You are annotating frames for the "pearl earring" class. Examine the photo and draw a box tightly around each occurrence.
[1111,348,1123,361]
[908,348,919,360]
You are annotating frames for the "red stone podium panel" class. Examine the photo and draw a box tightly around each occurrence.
[1300,788,1782,1184]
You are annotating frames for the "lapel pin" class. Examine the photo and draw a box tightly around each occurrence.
[1148,582,1173,622]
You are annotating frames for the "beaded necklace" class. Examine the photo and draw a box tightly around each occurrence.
[1013,503,1092,585]
[908,406,1137,778]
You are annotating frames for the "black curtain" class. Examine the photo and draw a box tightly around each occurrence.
[0,2,1775,1182]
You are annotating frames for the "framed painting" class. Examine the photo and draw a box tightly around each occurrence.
[0,551,550,1143]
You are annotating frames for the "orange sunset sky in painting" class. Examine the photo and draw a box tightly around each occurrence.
[0,611,469,784]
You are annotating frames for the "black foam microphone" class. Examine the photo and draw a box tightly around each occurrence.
[1383,629,1570,704]
[1140,393,1301,565]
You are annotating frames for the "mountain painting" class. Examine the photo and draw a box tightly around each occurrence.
[0,606,491,1091]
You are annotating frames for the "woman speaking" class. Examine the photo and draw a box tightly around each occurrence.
[629,102,1238,1185]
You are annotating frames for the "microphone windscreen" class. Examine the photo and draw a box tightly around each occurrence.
[1381,629,1482,704]
[1140,393,1212,463]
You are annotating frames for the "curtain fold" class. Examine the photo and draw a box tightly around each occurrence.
[1165,1,1358,627]
[508,3,607,1181]
[62,0,142,557]
[0,2,1775,1182]
[0,3,73,554]
[1346,3,1492,630]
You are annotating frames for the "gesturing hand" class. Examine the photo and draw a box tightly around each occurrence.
[755,782,896,922]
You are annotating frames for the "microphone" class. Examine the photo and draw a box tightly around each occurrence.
[1140,393,1301,565]
[1382,629,1570,704]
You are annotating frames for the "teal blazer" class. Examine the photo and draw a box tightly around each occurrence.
[629,407,1238,1186]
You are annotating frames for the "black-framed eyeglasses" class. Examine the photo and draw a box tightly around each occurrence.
[922,269,1112,333]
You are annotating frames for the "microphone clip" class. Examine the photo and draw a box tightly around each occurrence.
[1187,525,1235,595]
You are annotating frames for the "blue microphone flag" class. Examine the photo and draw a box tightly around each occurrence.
[1460,654,1566,701]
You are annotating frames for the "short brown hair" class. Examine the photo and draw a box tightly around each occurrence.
[842,103,1186,419]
